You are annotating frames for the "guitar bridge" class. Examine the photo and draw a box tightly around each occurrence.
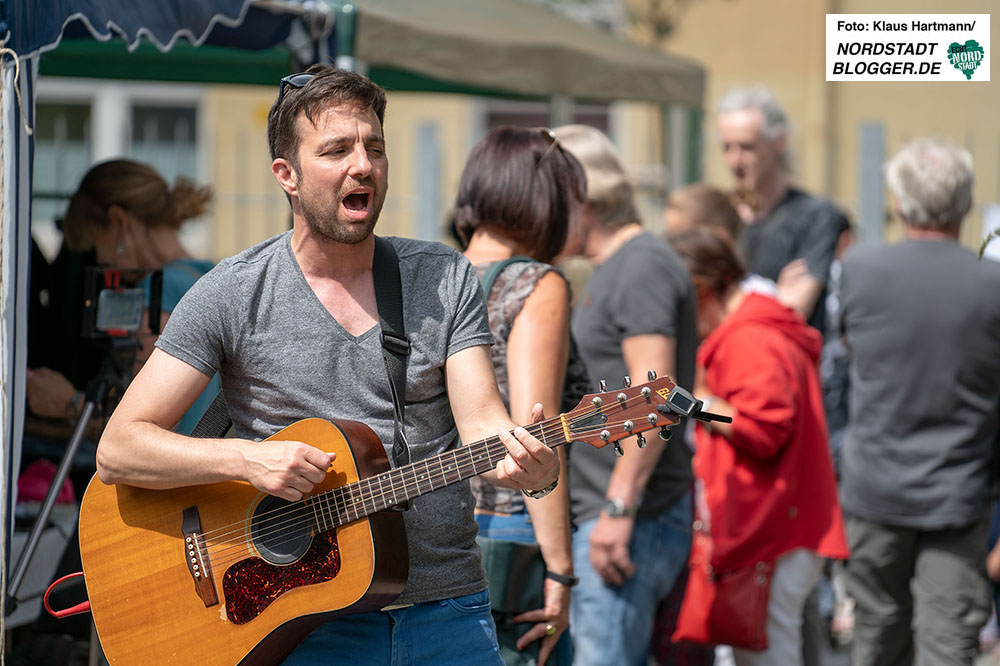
[182,506,219,607]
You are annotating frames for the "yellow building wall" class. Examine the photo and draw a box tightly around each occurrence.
[831,0,998,246]
[379,93,475,242]
[203,85,290,261]
[201,88,480,259]
[659,0,832,197]
[659,0,997,247]
[201,85,671,259]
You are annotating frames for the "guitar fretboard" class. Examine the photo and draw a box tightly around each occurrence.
[305,420,561,532]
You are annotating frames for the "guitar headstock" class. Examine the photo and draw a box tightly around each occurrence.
[564,372,681,455]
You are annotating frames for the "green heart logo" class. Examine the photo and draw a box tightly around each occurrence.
[948,40,984,80]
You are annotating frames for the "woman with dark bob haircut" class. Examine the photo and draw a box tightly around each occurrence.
[454,127,585,263]
[456,126,588,666]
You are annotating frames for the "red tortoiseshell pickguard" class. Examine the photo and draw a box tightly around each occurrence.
[222,531,341,625]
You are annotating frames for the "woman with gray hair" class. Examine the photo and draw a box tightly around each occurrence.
[551,124,698,666]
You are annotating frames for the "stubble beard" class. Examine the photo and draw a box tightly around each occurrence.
[299,179,385,246]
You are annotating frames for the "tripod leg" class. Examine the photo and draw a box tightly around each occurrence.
[6,400,97,612]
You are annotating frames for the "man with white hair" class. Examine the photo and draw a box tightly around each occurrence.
[716,85,849,334]
[838,138,1000,666]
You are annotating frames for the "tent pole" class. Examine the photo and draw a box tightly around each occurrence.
[333,3,358,72]
[548,95,573,129]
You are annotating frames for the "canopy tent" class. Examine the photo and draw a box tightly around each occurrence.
[353,0,703,107]
[0,0,704,603]
[28,0,704,105]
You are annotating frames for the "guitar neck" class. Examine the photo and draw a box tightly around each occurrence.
[306,374,680,532]
[309,418,567,529]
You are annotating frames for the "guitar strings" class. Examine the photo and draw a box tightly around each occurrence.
[201,410,586,551]
[203,431,533,567]
[200,400,671,569]
[196,395,672,567]
[203,412,664,570]
[203,407,668,569]
[200,419,556,545]
[197,405,585,544]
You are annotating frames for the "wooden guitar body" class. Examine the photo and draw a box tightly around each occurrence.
[78,418,408,665]
[78,375,685,665]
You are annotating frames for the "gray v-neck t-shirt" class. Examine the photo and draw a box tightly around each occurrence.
[156,231,494,605]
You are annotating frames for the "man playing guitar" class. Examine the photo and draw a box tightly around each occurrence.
[94,65,559,665]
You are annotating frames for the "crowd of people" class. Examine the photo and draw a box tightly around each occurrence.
[24,66,1000,666]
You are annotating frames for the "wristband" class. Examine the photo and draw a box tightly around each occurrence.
[522,476,558,500]
[545,570,579,587]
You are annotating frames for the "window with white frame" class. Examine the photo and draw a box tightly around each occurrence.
[32,79,207,261]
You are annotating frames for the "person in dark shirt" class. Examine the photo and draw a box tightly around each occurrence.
[838,137,999,666]
[553,123,698,666]
[715,85,849,335]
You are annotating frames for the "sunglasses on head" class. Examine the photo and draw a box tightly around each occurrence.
[534,127,562,167]
[277,72,314,105]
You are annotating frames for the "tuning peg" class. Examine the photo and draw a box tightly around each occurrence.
[613,441,624,457]
[598,379,607,392]
[636,433,646,449]
[658,426,672,442]
[647,370,657,381]
[623,376,632,388]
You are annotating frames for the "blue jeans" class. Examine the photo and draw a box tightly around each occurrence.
[282,589,504,665]
[476,511,537,544]
[570,493,692,666]
[476,511,574,666]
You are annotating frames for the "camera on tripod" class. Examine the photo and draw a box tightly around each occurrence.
[82,266,163,340]
[80,266,163,417]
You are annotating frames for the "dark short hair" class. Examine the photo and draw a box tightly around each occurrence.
[266,64,387,167]
[668,183,743,241]
[669,226,747,297]
[452,126,586,263]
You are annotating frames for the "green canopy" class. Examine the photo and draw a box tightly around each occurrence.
[41,0,704,106]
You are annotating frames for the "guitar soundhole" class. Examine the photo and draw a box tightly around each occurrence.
[250,496,313,564]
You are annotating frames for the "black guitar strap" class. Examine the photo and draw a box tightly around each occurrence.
[190,389,232,439]
[190,236,410,471]
[372,235,411,469]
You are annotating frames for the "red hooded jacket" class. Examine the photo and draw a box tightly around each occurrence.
[695,293,849,570]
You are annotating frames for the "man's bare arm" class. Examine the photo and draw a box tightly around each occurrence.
[97,348,334,501]
[445,345,558,492]
[588,333,675,586]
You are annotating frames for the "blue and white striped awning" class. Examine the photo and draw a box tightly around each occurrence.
[2,0,335,59]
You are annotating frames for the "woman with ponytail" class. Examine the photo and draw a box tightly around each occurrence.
[29,159,218,435]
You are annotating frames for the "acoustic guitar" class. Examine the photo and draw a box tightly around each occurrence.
[78,375,681,665]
